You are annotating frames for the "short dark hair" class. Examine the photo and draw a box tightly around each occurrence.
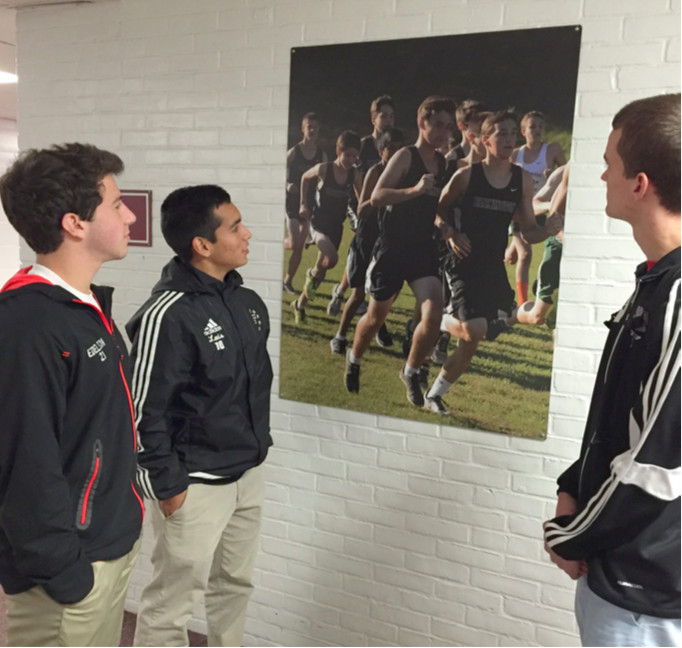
[521,110,547,130]
[302,112,319,124]
[0,143,124,254]
[612,93,681,213]
[336,130,362,152]
[417,96,457,122]
[467,110,492,132]
[370,95,395,118]
[377,127,405,150]
[161,185,231,262]
[481,110,519,137]
[456,99,486,126]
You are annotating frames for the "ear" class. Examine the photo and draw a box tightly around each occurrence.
[61,212,87,241]
[466,132,476,143]
[632,172,650,201]
[191,236,212,259]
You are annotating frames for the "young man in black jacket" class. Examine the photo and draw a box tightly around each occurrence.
[543,94,681,647]
[128,185,273,647]
[0,144,143,646]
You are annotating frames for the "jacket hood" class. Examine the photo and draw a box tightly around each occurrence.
[0,266,114,315]
[1,267,53,292]
[152,257,244,296]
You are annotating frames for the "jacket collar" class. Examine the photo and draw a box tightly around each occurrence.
[636,246,681,281]
[153,257,243,297]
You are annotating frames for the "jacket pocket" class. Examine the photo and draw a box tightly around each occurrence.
[76,440,103,530]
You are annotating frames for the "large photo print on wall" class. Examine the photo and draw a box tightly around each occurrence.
[280,26,581,439]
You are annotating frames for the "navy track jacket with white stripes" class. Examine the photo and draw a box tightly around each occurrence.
[126,258,273,502]
[544,247,681,618]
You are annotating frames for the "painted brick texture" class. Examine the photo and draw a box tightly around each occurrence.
[14,0,680,645]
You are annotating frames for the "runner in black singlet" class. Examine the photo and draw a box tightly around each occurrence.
[357,95,395,176]
[346,96,396,231]
[292,130,362,322]
[423,111,562,415]
[446,161,523,323]
[344,96,458,408]
[311,161,357,250]
[369,145,450,301]
[327,96,396,316]
[284,112,327,294]
[445,99,486,164]
[330,128,405,355]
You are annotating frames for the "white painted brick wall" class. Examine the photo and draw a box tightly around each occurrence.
[14,0,680,645]
[0,118,18,286]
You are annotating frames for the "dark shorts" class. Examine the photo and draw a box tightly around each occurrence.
[536,236,563,304]
[347,235,376,289]
[367,239,441,302]
[286,193,301,221]
[310,220,344,251]
[444,257,515,322]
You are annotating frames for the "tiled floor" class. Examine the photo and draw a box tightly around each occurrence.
[0,589,207,647]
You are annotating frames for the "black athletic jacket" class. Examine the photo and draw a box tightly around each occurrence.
[126,258,273,501]
[544,248,681,618]
[0,269,144,604]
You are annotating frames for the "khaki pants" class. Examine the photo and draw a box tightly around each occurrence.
[134,464,265,647]
[5,539,141,647]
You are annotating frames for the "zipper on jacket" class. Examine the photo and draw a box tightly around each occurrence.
[72,300,146,522]
[73,299,139,451]
[76,440,103,530]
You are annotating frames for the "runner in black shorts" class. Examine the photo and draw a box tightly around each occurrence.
[344,96,457,407]
[423,111,562,415]
[284,113,327,294]
[328,95,396,315]
[330,128,405,355]
[292,130,362,323]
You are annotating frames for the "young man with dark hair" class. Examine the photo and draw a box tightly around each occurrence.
[330,127,405,355]
[128,185,273,647]
[447,99,486,162]
[357,95,396,175]
[543,93,680,648]
[283,112,327,294]
[0,143,143,646]
[345,96,457,406]
[424,111,561,414]
[292,130,362,322]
